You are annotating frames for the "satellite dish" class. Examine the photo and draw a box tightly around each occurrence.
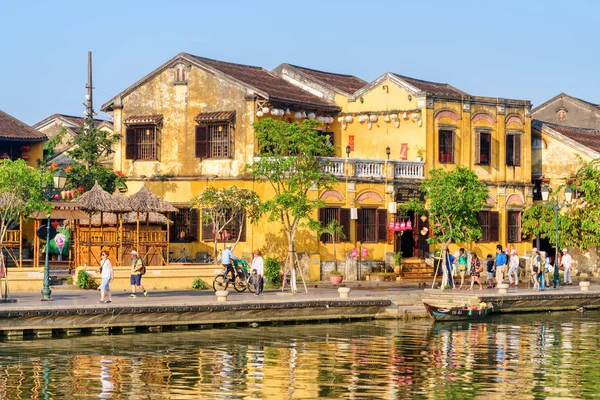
[36,224,57,241]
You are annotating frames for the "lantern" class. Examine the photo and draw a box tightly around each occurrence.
[316,116,324,123]
[400,220,406,231]
[389,221,395,231]
[307,112,316,119]
[361,247,369,258]
[394,222,401,232]
[256,111,264,117]
[390,113,397,120]
[302,111,307,118]
[337,116,344,123]
[384,115,390,122]
[402,112,408,119]
[367,121,372,130]
[342,122,347,130]
[294,111,302,119]
[412,112,419,119]
[406,219,413,230]
[351,247,359,258]
[369,114,377,122]
[395,120,400,128]
[344,115,353,123]
[285,108,291,115]
[262,107,270,114]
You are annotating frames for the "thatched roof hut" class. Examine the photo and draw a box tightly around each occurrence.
[128,184,178,213]
[82,212,171,226]
[78,182,127,212]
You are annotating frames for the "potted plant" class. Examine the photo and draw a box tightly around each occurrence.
[394,251,403,274]
[329,269,343,284]
[416,146,425,162]
[317,219,347,277]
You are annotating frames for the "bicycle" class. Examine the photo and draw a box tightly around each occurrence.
[212,259,255,293]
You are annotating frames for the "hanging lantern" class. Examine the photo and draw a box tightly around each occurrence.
[417,117,423,127]
[367,121,372,130]
[294,111,302,119]
[285,108,291,115]
[342,122,347,130]
[402,112,408,119]
[406,219,413,230]
[302,111,307,118]
[256,111,264,117]
[307,112,316,119]
[351,247,359,258]
[390,113,397,120]
[395,120,400,128]
[344,115,353,123]
[337,116,344,123]
[361,247,369,258]
[316,116,324,123]
[384,115,390,122]
[369,114,377,122]
[412,112,419,119]
[388,221,395,231]
[394,222,401,232]
[271,109,279,116]
[400,220,406,231]
[262,107,270,114]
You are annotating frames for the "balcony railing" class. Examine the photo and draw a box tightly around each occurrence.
[394,162,425,179]
[320,158,345,176]
[355,161,384,177]
[319,157,425,179]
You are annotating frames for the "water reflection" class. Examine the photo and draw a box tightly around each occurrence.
[0,312,599,398]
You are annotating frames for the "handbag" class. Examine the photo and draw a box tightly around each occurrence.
[99,259,107,274]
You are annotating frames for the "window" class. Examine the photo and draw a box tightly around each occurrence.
[507,211,522,243]
[170,208,199,242]
[125,125,160,161]
[532,179,543,201]
[318,207,351,243]
[438,129,454,163]
[557,109,567,122]
[477,211,499,242]
[356,208,387,243]
[201,209,246,242]
[474,130,491,165]
[195,123,233,159]
[506,132,522,166]
[317,130,335,147]
[174,64,187,83]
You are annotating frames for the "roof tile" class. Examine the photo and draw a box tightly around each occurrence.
[535,119,600,153]
[288,64,367,94]
[392,73,468,97]
[194,111,236,123]
[0,110,47,141]
[123,115,164,125]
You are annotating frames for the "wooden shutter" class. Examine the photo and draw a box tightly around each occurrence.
[340,208,351,242]
[238,216,246,242]
[450,131,455,163]
[201,212,214,241]
[474,131,481,164]
[514,134,521,166]
[125,128,136,160]
[377,209,387,242]
[489,211,499,242]
[356,208,363,242]
[318,208,327,243]
[195,125,208,158]
[155,127,161,161]
[189,209,199,241]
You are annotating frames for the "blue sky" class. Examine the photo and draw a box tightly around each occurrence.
[2,0,599,125]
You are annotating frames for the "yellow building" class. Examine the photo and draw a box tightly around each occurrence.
[101,53,532,280]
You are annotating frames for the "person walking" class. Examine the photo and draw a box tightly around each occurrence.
[252,250,265,295]
[539,251,551,290]
[457,248,468,290]
[222,244,237,283]
[486,254,495,288]
[561,248,573,285]
[442,250,455,289]
[129,250,148,298]
[531,248,540,290]
[469,251,483,290]
[98,250,113,303]
[508,248,520,287]
[495,244,507,287]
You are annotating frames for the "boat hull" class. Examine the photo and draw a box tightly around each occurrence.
[423,302,491,321]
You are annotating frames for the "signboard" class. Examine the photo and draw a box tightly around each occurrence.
[348,135,355,151]
[395,186,424,202]
[400,143,408,160]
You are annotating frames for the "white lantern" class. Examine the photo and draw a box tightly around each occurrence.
[342,122,347,130]
[345,115,353,123]
[307,112,316,119]
[271,109,278,116]
[294,111,302,119]
[317,116,324,123]
[384,115,390,122]
[337,116,344,123]
[395,119,400,128]
[285,108,291,115]
[412,112,419,119]
[369,115,377,122]
[257,111,264,117]
[402,112,408,119]
[328,117,334,124]
[390,113,397,120]
[279,109,285,116]
[417,117,423,127]
[367,121,372,130]
[302,111,307,118]
[263,107,270,114]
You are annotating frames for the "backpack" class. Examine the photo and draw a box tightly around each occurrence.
[140,259,146,275]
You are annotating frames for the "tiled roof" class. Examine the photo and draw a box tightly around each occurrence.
[534,119,600,153]
[59,114,110,127]
[287,64,367,94]
[123,115,164,125]
[194,111,236,123]
[392,73,468,97]
[572,96,600,110]
[188,54,338,110]
[0,110,47,141]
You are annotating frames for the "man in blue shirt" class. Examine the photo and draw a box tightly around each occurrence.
[444,250,455,289]
[221,243,237,282]
[495,244,507,287]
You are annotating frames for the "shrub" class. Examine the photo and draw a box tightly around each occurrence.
[329,269,342,276]
[192,278,209,290]
[76,270,98,290]
[394,252,403,266]
[265,257,282,287]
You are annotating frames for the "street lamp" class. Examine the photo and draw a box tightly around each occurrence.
[345,145,351,158]
[541,185,573,288]
[40,168,67,301]
[385,146,391,160]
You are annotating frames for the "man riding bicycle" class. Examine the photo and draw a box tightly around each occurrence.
[221,243,237,282]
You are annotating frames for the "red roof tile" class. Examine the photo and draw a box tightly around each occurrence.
[0,110,47,141]
[535,120,600,153]
[287,64,367,94]
[123,115,164,125]
[194,111,236,123]
[188,55,339,110]
[392,73,468,97]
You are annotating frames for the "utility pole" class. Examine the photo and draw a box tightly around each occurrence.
[84,51,95,126]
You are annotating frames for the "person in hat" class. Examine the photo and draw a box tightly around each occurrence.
[129,250,148,298]
[221,243,237,283]
[531,248,540,290]
[508,248,520,287]
[561,248,573,285]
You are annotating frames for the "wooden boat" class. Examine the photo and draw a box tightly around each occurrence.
[423,302,492,321]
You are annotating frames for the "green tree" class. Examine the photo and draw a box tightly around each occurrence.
[403,167,489,281]
[317,219,346,274]
[246,118,336,292]
[192,185,261,260]
[0,159,51,251]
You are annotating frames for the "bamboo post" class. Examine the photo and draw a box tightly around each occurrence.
[19,213,22,268]
[88,212,92,267]
[34,219,39,269]
[166,214,170,266]
[118,213,123,266]
[136,211,140,255]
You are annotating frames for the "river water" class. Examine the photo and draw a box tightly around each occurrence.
[0,311,598,399]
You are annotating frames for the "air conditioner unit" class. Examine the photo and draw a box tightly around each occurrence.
[350,208,358,220]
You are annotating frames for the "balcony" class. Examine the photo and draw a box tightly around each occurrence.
[319,157,424,180]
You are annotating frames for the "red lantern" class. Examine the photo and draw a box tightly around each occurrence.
[400,220,406,231]
[406,219,413,230]
[351,248,359,258]
[388,221,395,231]
[361,247,369,258]
[51,220,59,229]
[394,222,401,232]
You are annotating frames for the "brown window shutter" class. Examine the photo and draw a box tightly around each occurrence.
[318,208,327,243]
[490,211,499,242]
[474,131,481,164]
[356,208,363,242]
[155,127,161,161]
[377,209,387,242]
[340,208,351,242]
[201,214,214,241]
[125,128,136,160]
[239,216,246,242]
[450,131,455,163]
[189,209,199,241]
[514,134,521,166]
[195,125,208,158]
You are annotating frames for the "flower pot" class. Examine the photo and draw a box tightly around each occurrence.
[329,275,343,284]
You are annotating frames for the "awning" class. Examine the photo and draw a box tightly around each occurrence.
[123,115,163,125]
[194,111,236,123]
[32,209,88,220]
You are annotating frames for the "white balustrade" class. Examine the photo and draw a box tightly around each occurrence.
[394,162,425,179]
[355,161,384,178]
[319,157,346,176]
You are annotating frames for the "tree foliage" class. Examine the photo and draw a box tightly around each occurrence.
[192,185,261,259]
[245,118,336,289]
[317,219,346,272]
[0,159,51,248]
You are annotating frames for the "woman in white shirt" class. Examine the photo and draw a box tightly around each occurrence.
[252,250,265,295]
[98,250,113,303]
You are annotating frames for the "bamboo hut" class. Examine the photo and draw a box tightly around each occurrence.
[126,184,177,265]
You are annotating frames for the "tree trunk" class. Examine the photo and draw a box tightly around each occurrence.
[332,238,337,272]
